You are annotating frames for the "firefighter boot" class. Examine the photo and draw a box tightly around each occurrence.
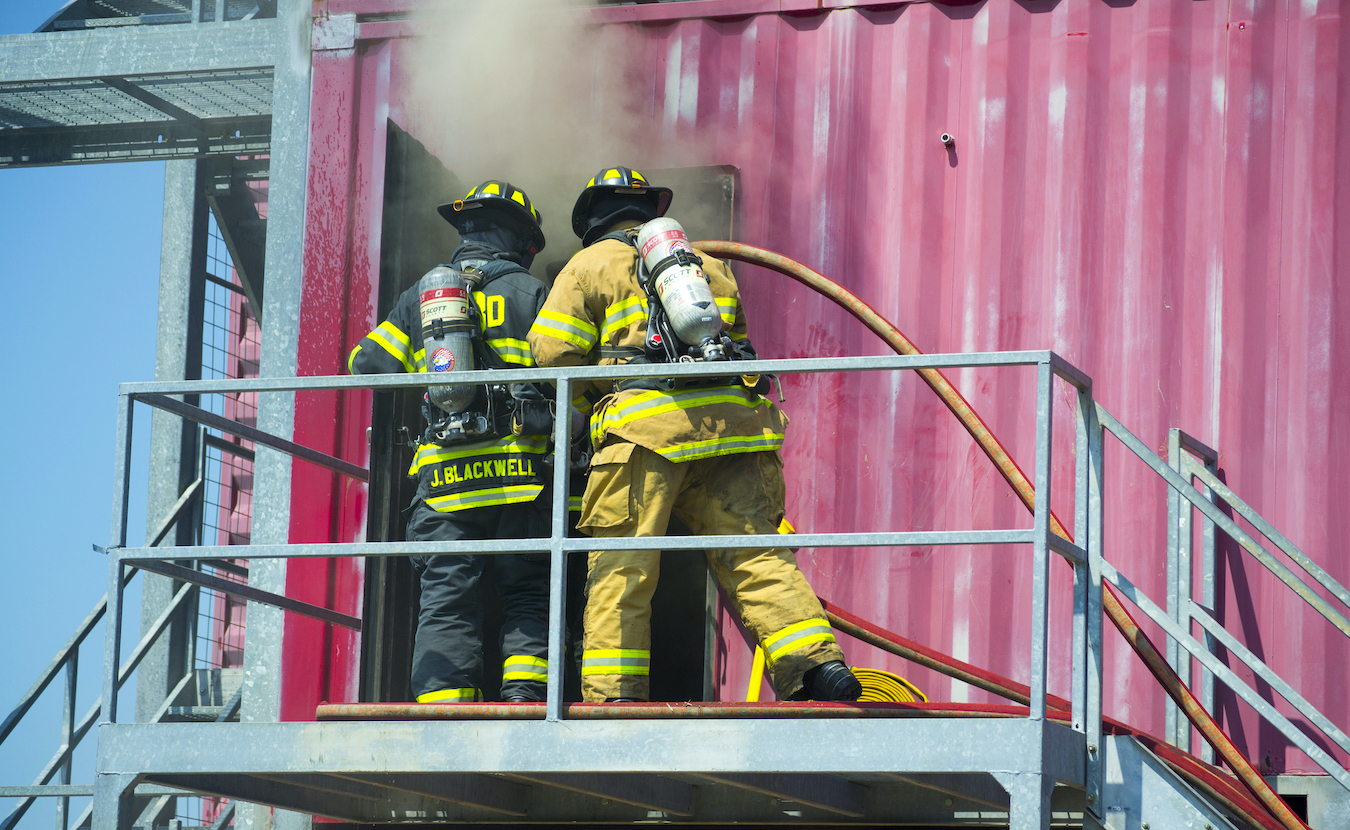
[803,661,863,701]
[501,681,546,703]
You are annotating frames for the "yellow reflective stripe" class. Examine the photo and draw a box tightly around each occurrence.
[603,296,648,341]
[425,484,545,512]
[769,632,836,661]
[597,386,766,433]
[503,670,548,681]
[656,433,785,462]
[378,320,412,348]
[416,687,481,703]
[486,337,534,366]
[368,321,415,372]
[347,343,361,374]
[531,309,598,350]
[715,297,738,327]
[764,619,827,647]
[503,655,548,682]
[409,437,548,474]
[568,494,583,513]
[764,619,837,662]
[581,648,650,676]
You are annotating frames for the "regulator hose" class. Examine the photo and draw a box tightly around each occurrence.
[696,240,1308,830]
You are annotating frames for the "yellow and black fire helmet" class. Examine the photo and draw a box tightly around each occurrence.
[570,166,673,242]
[437,181,546,255]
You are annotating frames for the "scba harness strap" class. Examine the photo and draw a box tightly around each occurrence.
[598,230,762,395]
[424,260,553,447]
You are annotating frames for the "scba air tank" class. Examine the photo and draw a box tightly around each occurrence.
[636,218,723,351]
[418,266,477,414]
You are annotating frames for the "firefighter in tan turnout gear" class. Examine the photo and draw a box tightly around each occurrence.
[527,166,862,703]
[350,181,554,704]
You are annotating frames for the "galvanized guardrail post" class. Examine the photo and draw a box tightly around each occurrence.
[546,376,572,722]
[1072,374,1104,820]
[1165,429,1220,755]
[56,651,77,830]
[1028,358,1053,722]
[101,391,134,726]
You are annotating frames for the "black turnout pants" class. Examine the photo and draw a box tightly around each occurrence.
[407,498,551,701]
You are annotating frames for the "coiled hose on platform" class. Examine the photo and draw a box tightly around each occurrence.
[695,240,1308,830]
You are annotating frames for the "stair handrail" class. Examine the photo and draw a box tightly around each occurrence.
[1180,450,1350,612]
[1094,406,1350,792]
[1,479,203,830]
[1166,427,1350,762]
[0,580,197,830]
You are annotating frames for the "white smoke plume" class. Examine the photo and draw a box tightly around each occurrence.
[401,0,652,271]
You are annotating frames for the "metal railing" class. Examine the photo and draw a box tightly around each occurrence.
[0,425,252,830]
[1094,414,1350,793]
[8,344,1339,828]
[0,515,198,830]
[0,353,1107,830]
[87,350,1105,818]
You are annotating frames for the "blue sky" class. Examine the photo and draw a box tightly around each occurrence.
[1,5,163,825]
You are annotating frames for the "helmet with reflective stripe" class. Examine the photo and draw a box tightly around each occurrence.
[570,166,673,244]
[438,180,546,255]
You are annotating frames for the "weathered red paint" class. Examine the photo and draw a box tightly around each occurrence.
[280,36,388,721]
[285,0,1350,774]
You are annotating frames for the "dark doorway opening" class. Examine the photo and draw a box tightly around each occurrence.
[359,121,739,704]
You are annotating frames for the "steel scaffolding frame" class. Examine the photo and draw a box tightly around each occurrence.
[0,6,312,830]
[0,11,278,167]
[90,350,1104,830]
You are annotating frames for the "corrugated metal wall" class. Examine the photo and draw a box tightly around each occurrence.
[288,0,1350,773]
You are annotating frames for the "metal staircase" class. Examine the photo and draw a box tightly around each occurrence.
[5,350,1350,830]
[0,471,243,830]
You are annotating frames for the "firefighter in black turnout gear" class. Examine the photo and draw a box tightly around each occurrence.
[349,181,554,703]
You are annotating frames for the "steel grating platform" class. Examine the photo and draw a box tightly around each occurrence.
[95,705,1090,826]
[0,69,273,165]
[0,10,277,166]
[38,0,277,31]
[0,70,273,128]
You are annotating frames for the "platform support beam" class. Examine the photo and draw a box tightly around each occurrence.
[92,774,139,830]
[993,772,1054,830]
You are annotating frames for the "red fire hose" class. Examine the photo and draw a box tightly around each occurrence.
[697,240,1308,830]
[818,598,1287,830]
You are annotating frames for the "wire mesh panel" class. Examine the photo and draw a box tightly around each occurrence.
[195,211,256,674]
[175,210,259,830]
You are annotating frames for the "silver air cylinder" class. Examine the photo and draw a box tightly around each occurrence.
[418,266,477,414]
[637,217,723,350]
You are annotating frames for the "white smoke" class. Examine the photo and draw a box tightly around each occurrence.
[402,0,652,272]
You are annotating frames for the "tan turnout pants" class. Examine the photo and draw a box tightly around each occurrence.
[577,441,844,701]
